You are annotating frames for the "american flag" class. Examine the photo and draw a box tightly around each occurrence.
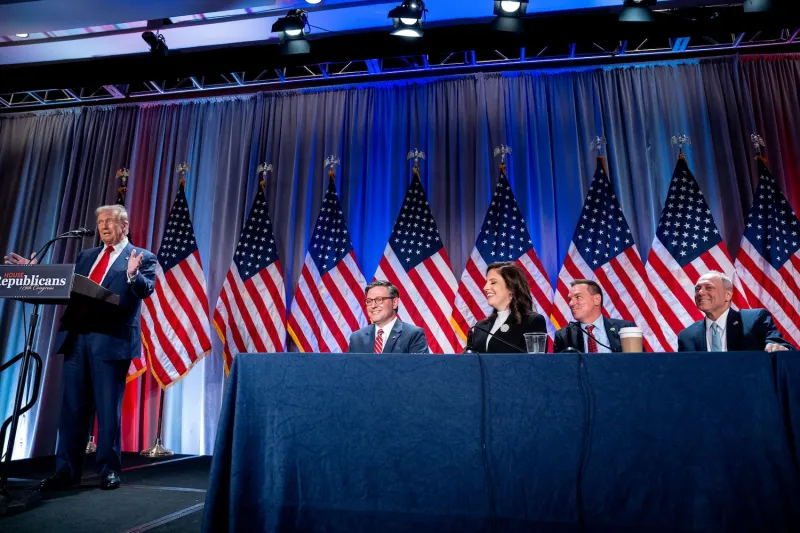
[644,156,748,350]
[452,167,555,343]
[551,157,671,352]
[213,183,286,373]
[734,157,800,347]
[141,183,212,388]
[126,352,146,383]
[287,175,368,352]
[374,168,463,353]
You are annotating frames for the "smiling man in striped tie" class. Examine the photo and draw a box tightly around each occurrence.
[5,204,156,491]
[347,280,428,354]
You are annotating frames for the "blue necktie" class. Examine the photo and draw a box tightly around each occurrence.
[710,323,723,352]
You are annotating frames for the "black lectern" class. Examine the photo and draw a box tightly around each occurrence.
[0,264,121,515]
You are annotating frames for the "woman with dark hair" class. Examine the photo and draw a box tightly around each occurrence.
[463,261,547,353]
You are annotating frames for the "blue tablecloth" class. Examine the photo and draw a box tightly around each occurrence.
[203,352,800,533]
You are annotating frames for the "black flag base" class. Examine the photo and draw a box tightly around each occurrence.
[0,486,41,516]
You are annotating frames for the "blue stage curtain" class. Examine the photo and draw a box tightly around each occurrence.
[1,54,799,457]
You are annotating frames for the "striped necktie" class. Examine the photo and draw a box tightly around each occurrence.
[374,329,384,353]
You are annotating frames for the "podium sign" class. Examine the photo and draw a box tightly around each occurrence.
[0,264,75,301]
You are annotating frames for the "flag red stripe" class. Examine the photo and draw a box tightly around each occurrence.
[340,252,369,319]
[288,313,313,353]
[594,265,654,351]
[219,280,248,354]
[738,251,800,327]
[321,271,360,333]
[173,259,211,350]
[408,262,456,352]
[228,274,267,353]
[302,267,347,350]
[616,251,673,351]
[294,287,330,352]
[648,252,702,324]
[150,280,196,364]
[248,271,281,351]
[143,296,188,376]
[140,318,174,386]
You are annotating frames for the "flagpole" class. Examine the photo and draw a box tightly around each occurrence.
[140,161,190,458]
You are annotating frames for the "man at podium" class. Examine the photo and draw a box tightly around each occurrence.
[4,204,156,491]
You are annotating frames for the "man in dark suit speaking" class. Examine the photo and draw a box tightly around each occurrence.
[677,271,793,352]
[347,280,428,354]
[553,279,635,353]
[5,204,156,490]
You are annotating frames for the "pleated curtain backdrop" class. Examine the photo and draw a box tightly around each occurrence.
[0,54,798,457]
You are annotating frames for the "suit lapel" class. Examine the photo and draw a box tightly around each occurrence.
[571,323,586,352]
[79,247,103,277]
[726,309,744,351]
[693,321,708,351]
[382,321,402,354]
[604,318,622,352]
[101,243,131,289]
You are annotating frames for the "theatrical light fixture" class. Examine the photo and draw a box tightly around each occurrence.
[491,0,528,32]
[389,1,427,38]
[619,0,656,23]
[743,0,786,12]
[15,33,29,38]
[141,31,168,56]
[305,0,322,4]
[272,9,311,54]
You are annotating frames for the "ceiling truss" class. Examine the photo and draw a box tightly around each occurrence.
[1,27,797,111]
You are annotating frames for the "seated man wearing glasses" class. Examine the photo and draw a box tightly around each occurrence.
[347,280,429,354]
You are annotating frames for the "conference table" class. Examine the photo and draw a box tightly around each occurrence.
[203,351,800,533]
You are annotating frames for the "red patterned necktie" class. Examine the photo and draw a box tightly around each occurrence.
[586,324,598,353]
[89,246,114,284]
[374,329,384,353]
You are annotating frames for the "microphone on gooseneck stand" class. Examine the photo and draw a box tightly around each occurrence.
[464,327,476,354]
[568,321,613,352]
[468,323,526,353]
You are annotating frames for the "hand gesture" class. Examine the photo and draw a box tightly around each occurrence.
[3,251,38,265]
[765,343,789,353]
[127,249,144,278]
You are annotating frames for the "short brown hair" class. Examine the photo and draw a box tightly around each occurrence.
[570,279,603,306]
[365,279,399,298]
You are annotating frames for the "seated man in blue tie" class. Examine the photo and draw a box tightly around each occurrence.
[677,271,793,352]
[347,280,428,354]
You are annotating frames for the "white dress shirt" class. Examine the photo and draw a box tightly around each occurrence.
[704,308,730,352]
[581,316,611,353]
[487,309,511,351]
[89,237,129,283]
[374,317,398,353]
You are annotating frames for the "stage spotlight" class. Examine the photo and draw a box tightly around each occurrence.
[619,0,656,22]
[305,0,322,4]
[15,33,29,38]
[389,1,427,38]
[491,0,528,32]
[272,9,311,54]
[142,31,168,56]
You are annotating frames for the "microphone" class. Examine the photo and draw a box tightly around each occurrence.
[568,322,614,352]
[466,323,526,353]
[66,228,95,237]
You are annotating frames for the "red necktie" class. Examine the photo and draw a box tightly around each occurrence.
[89,246,114,284]
[586,324,598,353]
[374,329,384,353]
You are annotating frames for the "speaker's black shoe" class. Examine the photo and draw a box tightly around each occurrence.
[39,472,80,492]
[100,470,121,490]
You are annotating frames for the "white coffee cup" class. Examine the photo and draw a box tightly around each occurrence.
[618,327,643,353]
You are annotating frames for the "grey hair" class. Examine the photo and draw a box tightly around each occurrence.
[365,279,399,298]
[95,204,129,224]
[698,270,733,291]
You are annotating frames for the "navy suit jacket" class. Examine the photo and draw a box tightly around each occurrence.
[54,242,157,361]
[677,308,794,352]
[347,321,429,354]
[553,317,636,353]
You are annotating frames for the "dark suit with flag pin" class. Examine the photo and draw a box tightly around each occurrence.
[7,205,156,490]
[677,271,793,352]
[347,280,428,354]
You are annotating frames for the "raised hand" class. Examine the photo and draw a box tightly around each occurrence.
[127,249,144,278]
[3,251,38,265]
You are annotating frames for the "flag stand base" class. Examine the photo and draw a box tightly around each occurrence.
[140,438,173,458]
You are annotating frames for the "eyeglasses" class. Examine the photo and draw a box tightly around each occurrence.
[364,296,395,306]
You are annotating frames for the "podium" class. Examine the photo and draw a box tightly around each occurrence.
[0,264,122,515]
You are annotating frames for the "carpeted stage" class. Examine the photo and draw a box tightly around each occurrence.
[2,452,209,532]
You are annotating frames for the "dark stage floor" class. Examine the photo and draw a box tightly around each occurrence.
[1,452,210,532]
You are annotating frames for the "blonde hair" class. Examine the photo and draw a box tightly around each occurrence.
[95,204,129,224]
